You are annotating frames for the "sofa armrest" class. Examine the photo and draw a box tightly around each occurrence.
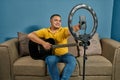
[0,38,19,80]
[100,38,120,63]
[100,38,120,80]
[0,38,19,63]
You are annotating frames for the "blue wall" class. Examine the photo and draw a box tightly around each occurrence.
[111,0,120,41]
[0,0,114,43]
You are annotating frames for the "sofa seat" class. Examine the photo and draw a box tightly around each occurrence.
[77,55,112,76]
[13,56,80,77]
[13,56,46,76]
[13,55,112,80]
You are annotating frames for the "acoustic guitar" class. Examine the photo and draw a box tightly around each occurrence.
[29,38,79,60]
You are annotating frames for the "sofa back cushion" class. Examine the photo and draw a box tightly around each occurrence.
[79,33,102,56]
[18,32,29,57]
[68,33,102,57]
[68,35,80,57]
[18,32,102,57]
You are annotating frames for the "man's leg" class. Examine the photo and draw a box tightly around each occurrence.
[45,55,60,80]
[60,53,76,80]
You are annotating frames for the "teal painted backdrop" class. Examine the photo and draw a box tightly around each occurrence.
[0,0,114,43]
[111,0,120,41]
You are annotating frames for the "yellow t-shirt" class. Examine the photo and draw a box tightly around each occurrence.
[34,27,69,56]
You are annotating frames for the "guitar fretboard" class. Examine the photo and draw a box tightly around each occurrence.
[52,43,78,49]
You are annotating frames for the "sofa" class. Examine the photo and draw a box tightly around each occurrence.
[0,32,120,80]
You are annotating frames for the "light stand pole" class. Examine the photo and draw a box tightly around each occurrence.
[81,39,90,80]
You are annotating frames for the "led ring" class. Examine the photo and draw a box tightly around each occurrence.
[68,4,98,41]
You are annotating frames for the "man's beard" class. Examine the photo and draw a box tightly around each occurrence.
[54,26,60,30]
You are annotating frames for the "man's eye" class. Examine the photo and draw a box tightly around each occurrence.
[54,19,61,22]
[59,20,61,22]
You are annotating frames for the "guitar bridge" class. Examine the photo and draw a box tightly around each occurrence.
[38,44,41,51]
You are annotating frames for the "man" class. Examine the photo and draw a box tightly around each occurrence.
[28,14,81,80]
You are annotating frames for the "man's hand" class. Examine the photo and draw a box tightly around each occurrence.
[73,24,81,32]
[42,42,52,50]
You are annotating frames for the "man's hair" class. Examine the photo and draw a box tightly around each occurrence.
[50,14,61,20]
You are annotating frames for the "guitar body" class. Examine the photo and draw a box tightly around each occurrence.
[29,38,55,60]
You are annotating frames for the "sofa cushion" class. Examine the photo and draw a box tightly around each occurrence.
[13,56,46,76]
[17,32,29,57]
[17,32,101,57]
[68,33,102,57]
[68,35,80,57]
[77,55,112,76]
[13,56,80,77]
[79,33,102,56]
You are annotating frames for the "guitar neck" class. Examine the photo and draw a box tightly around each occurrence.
[52,43,78,49]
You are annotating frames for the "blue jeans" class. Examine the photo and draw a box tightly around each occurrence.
[45,53,76,80]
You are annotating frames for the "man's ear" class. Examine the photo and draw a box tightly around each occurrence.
[50,19,52,23]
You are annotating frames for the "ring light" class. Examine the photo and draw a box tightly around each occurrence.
[68,4,98,42]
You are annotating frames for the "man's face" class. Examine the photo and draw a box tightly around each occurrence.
[50,16,61,29]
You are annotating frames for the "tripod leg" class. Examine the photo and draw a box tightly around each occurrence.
[83,45,87,80]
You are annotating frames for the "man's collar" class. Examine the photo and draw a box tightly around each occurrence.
[47,27,62,33]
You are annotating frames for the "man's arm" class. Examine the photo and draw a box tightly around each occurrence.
[27,32,52,50]
[73,24,81,32]
[68,24,81,35]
